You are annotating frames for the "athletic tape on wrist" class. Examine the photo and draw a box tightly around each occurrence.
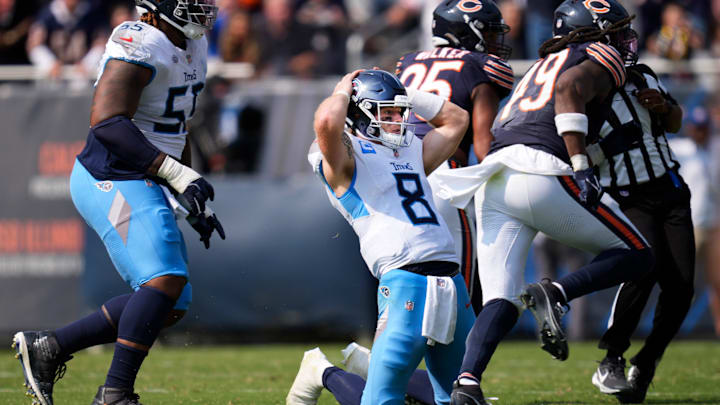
[156,155,201,193]
[406,88,444,120]
[570,154,590,171]
[555,113,588,136]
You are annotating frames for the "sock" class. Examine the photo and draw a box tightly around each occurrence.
[322,366,365,405]
[105,343,147,389]
[105,287,175,389]
[556,248,651,301]
[54,294,132,356]
[460,299,519,380]
[406,369,435,404]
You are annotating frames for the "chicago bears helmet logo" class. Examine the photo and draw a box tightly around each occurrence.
[457,0,483,13]
[583,0,611,13]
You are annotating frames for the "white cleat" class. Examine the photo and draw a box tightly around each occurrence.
[286,348,333,405]
[340,342,370,380]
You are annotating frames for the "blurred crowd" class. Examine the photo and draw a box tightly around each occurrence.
[2,0,720,78]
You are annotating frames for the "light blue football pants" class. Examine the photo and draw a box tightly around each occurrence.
[70,160,192,310]
[362,269,475,405]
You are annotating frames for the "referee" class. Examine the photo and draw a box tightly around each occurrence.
[586,62,694,404]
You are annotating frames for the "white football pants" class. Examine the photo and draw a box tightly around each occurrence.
[475,166,647,308]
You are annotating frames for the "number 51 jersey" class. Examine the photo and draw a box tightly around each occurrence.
[95,20,207,160]
[490,42,626,165]
[308,136,458,279]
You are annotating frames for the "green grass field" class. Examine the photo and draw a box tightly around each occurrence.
[2,340,719,404]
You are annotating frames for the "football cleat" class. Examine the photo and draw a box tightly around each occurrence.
[592,356,630,394]
[520,280,570,361]
[450,380,491,405]
[286,348,333,405]
[616,363,656,404]
[91,385,142,405]
[340,342,370,380]
[12,331,72,405]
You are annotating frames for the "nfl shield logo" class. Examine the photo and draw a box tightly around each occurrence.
[405,301,414,311]
[186,54,192,63]
[437,279,446,287]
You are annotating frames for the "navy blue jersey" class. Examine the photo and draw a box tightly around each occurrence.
[490,42,626,164]
[395,47,513,158]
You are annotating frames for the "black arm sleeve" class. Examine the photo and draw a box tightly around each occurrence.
[91,115,161,173]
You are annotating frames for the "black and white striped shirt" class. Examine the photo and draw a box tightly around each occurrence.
[590,65,679,190]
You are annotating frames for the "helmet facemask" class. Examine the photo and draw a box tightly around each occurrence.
[348,96,415,149]
[608,26,639,65]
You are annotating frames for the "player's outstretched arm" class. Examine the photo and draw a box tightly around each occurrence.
[314,70,362,195]
[471,83,501,163]
[420,93,469,175]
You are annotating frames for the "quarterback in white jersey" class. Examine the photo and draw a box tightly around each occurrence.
[12,2,224,405]
[288,69,474,405]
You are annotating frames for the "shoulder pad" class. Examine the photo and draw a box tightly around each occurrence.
[483,55,514,91]
[584,42,626,87]
[110,22,152,61]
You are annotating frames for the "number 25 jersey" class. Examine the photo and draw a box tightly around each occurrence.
[395,47,513,157]
[490,42,626,164]
[308,137,458,279]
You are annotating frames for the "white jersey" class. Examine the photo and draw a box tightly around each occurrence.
[96,21,208,160]
[308,136,458,279]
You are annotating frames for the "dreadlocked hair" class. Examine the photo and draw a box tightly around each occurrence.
[538,14,635,58]
[140,11,161,27]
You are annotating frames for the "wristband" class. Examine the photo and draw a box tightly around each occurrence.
[333,90,351,102]
[555,113,588,136]
[570,154,590,171]
[156,155,201,193]
[406,88,445,120]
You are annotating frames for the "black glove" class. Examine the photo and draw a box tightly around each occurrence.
[177,178,215,217]
[573,167,604,208]
[187,211,226,249]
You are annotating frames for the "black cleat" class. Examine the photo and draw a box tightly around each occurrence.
[450,381,490,405]
[12,331,72,405]
[592,356,630,394]
[616,363,655,404]
[91,385,143,405]
[520,280,569,361]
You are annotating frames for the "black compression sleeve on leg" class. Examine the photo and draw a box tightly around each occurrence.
[91,115,161,173]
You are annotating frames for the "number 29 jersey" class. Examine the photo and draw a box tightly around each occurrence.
[308,137,458,279]
[490,42,626,164]
[395,47,513,157]
[95,20,207,160]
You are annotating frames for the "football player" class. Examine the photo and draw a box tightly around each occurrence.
[12,1,224,404]
[395,0,514,315]
[287,69,473,405]
[430,1,655,403]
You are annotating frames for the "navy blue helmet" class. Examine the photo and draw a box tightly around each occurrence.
[135,0,218,39]
[347,70,414,149]
[553,0,638,64]
[432,0,511,60]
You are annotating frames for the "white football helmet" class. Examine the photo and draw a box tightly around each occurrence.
[135,0,218,40]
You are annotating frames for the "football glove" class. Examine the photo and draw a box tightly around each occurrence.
[177,178,215,217]
[187,207,225,249]
[573,167,604,209]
